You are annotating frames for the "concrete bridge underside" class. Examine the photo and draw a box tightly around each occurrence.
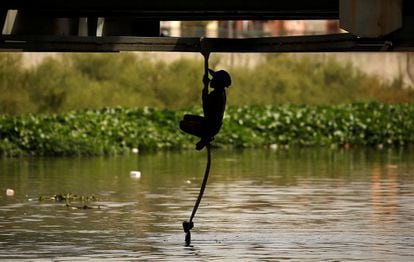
[0,0,413,52]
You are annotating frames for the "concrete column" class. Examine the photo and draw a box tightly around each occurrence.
[339,0,402,37]
[1,10,17,34]
[12,11,79,36]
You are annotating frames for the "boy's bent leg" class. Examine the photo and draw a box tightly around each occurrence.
[183,114,204,122]
[180,115,214,150]
[180,120,203,137]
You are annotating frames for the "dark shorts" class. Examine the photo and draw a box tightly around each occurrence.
[179,114,221,139]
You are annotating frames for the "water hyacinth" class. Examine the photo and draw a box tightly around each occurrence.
[0,103,413,156]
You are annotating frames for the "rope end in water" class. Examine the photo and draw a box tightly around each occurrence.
[183,221,194,246]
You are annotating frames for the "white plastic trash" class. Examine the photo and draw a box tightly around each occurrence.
[130,171,141,179]
[6,188,15,196]
[132,148,139,154]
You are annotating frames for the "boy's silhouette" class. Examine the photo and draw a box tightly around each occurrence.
[180,69,231,150]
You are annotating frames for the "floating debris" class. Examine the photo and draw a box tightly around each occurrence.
[269,144,278,150]
[66,204,100,210]
[130,171,141,179]
[131,148,139,154]
[38,193,97,202]
[6,188,15,196]
[38,193,100,210]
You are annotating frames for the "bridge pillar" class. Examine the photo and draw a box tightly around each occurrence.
[11,11,79,36]
[339,0,402,37]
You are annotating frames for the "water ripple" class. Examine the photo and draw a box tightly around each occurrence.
[0,149,413,261]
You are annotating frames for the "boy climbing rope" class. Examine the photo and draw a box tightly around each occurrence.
[180,40,232,246]
[179,56,231,150]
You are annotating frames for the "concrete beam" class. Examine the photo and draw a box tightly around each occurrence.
[2,34,411,53]
[0,0,339,20]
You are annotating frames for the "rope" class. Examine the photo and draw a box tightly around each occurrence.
[190,143,211,223]
[183,143,212,246]
[182,37,212,246]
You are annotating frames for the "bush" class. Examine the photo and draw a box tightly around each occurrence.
[1,53,414,115]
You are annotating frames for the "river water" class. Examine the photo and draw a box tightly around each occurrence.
[1,148,413,261]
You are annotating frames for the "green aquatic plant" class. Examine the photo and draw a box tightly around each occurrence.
[38,193,100,209]
[38,193,98,202]
[1,103,413,156]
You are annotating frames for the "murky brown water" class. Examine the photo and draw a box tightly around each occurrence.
[1,148,413,261]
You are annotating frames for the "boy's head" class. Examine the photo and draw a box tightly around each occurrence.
[209,69,231,88]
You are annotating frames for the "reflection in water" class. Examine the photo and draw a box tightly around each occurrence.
[371,165,400,226]
[0,148,413,261]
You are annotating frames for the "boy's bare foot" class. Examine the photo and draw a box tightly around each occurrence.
[195,137,214,150]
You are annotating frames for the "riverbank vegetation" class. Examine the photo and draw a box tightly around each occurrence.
[1,53,413,115]
[1,53,414,156]
[1,103,413,156]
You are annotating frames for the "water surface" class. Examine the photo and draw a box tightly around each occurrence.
[1,148,413,261]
